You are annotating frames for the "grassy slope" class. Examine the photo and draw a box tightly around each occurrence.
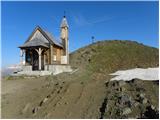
[70,40,158,74]
[70,40,159,118]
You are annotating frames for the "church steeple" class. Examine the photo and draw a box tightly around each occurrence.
[60,15,69,28]
[60,14,69,64]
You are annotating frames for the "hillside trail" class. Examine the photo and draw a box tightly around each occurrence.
[2,70,110,119]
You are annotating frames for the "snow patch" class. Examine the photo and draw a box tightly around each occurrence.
[110,68,159,81]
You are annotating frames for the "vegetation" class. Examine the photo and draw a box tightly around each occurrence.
[70,40,158,74]
[69,40,159,118]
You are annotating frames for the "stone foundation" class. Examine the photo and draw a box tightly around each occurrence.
[17,64,72,76]
[22,65,32,71]
[16,71,52,76]
[45,64,72,75]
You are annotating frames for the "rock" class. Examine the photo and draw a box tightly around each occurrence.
[32,107,39,114]
[112,82,116,87]
[119,95,130,105]
[39,100,43,106]
[134,102,139,107]
[151,105,155,110]
[140,93,145,98]
[122,107,132,115]
[118,80,126,87]
[47,94,51,98]
[143,105,159,119]
[105,82,109,87]
[120,87,125,92]
[142,98,148,104]
[43,98,48,103]
[22,103,31,114]
[55,83,59,86]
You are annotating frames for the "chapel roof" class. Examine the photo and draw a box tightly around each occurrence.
[44,30,63,47]
[19,38,49,48]
[19,26,63,49]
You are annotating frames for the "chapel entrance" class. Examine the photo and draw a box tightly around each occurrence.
[31,49,45,71]
[32,49,39,71]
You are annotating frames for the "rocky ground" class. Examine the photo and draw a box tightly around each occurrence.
[103,79,159,119]
[1,72,159,119]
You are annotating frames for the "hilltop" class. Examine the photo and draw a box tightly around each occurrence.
[2,40,159,119]
[70,40,158,72]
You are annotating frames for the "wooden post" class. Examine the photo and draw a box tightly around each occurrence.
[23,50,26,65]
[20,49,23,65]
[44,53,46,70]
[39,48,42,70]
[44,54,45,65]
[50,45,53,64]
[35,48,43,71]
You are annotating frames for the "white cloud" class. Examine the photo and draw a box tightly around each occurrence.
[72,12,115,27]
[72,14,90,26]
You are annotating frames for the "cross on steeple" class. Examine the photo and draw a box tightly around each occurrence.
[64,11,66,18]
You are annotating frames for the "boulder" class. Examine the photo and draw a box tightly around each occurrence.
[43,97,48,103]
[151,105,155,110]
[140,93,145,98]
[122,107,132,115]
[119,94,130,106]
[142,98,148,104]
[118,80,126,87]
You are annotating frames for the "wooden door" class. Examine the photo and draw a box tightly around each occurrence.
[32,50,39,70]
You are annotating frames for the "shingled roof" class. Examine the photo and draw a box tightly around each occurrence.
[19,38,49,48]
[44,31,63,47]
[19,26,63,48]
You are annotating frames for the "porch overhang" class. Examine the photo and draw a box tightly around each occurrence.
[19,45,49,50]
[19,38,50,49]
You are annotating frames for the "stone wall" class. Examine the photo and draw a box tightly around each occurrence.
[22,65,32,71]
[20,65,72,76]
[45,64,72,75]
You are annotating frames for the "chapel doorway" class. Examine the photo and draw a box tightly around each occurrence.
[32,49,39,71]
[31,49,45,71]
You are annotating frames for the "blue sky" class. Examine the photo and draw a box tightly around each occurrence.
[1,1,159,67]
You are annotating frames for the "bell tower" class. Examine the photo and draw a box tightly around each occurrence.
[60,14,69,64]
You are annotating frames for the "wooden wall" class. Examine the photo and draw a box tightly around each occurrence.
[52,45,63,64]
[42,44,63,65]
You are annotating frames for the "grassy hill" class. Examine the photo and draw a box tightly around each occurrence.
[70,40,158,73]
[69,40,159,119]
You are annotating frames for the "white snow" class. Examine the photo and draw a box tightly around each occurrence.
[110,67,159,81]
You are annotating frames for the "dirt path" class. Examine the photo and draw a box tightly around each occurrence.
[1,72,107,119]
[1,76,59,118]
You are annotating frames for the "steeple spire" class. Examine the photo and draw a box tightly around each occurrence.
[60,12,69,28]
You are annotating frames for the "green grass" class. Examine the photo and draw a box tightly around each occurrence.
[70,40,158,74]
